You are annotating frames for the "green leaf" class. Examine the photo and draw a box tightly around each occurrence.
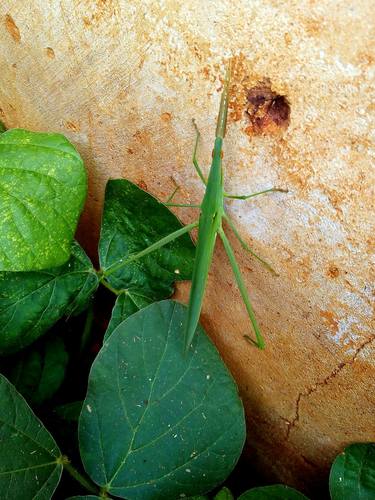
[66,496,101,500]
[66,497,101,499]
[79,300,245,499]
[0,128,87,271]
[214,487,234,499]
[0,121,6,133]
[6,335,69,405]
[329,443,375,500]
[99,179,195,298]
[238,485,309,499]
[55,401,83,422]
[0,373,62,498]
[104,291,152,341]
[0,241,99,354]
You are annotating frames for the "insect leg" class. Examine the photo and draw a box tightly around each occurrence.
[164,177,201,208]
[224,187,288,200]
[103,221,199,278]
[218,227,265,350]
[166,185,180,203]
[164,203,201,208]
[192,119,207,185]
[223,213,278,276]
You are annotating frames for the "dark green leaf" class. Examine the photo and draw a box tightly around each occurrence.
[0,121,6,133]
[99,179,195,298]
[0,129,87,271]
[66,497,101,499]
[0,241,99,354]
[79,300,245,499]
[104,291,152,341]
[214,487,234,499]
[55,401,83,422]
[0,373,62,498]
[6,335,69,405]
[238,485,309,499]
[329,443,375,500]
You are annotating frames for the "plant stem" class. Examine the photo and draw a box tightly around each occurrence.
[100,277,122,295]
[80,301,94,352]
[60,456,100,495]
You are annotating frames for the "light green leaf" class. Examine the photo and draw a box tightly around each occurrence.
[238,485,309,499]
[104,291,152,341]
[0,241,99,354]
[79,300,245,499]
[0,373,62,499]
[0,128,87,271]
[99,179,195,298]
[214,486,234,499]
[5,335,69,405]
[329,443,375,500]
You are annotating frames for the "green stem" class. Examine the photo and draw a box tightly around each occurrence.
[61,456,100,495]
[103,221,199,278]
[80,301,94,352]
[100,277,122,295]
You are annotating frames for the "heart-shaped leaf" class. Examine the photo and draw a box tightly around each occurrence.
[0,129,87,271]
[104,291,152,341]
[0,373,62,498]
[99,179,195,298]
[4,335,69,405]
[0,241,99,354]
[329,443,375,500]
[79,300,245,499]
[238,485,309,499]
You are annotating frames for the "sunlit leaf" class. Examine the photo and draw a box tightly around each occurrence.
[0,129,87,270]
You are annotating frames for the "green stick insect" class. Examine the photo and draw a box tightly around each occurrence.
[105,64,286,350]
[178,66,287,350]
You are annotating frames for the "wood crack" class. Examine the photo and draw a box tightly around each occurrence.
[284,335,375,440]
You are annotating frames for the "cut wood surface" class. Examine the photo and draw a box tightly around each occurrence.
[1,0,374,494]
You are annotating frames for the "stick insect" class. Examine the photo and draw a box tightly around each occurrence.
[104,64,286,350]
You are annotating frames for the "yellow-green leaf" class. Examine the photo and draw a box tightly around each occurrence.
[0,129,87,271]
